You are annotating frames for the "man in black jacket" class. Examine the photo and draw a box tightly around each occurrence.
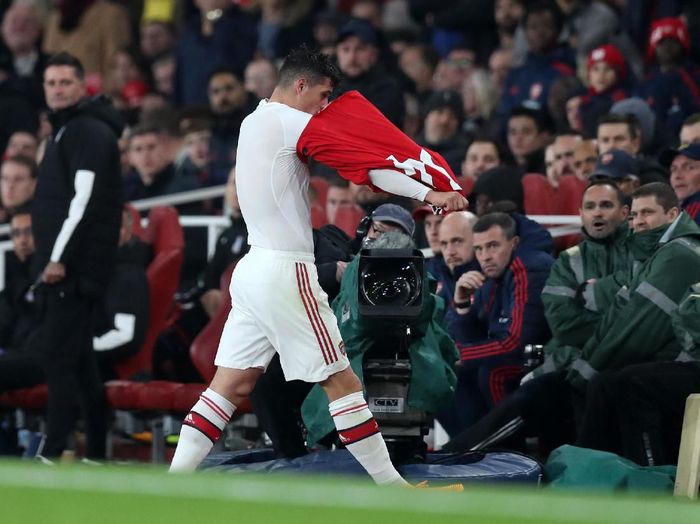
[32,53,124,462]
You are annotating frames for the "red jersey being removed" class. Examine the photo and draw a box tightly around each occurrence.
[297,90,464,195]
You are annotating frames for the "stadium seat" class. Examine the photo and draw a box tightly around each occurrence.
[332,204,365,238]
[309,176,329,208]
[311,204,328,228]
[522,174,558,216]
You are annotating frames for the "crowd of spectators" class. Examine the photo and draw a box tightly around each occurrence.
[1,0,700,471]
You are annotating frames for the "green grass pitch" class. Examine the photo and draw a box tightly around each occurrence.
[1,460,699,524]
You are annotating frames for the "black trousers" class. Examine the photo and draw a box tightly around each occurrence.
[576,361,700,466]
[248,354,313,459]
[35,284,108,459]
[443,372,582,458]
[0,351,44,392]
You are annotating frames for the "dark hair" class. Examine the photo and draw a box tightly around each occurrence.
[127,122,162,140]
[583,179,627,207]
[509,106,550,134]
[473,212,517,240]
[278,44,340,89]
[208,66,243,85]
[468,136,504,160]
[45,52,84,80]
[328,176,350,188]
[524,1,565,36]
[682,113,700,128]
[9,201,33,218]
[632,182,679,212]
[3,155,38,179]
[409,43,440,71]
[597,113,641,140]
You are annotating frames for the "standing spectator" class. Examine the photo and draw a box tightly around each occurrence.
[417,90,470,174]
[173,0,257,105]
[578,44,630,139]
[244,57,278,101]
[637,18,700,140]
[661,143,700,227]
[0,155,36,213]
[32,53,124,462]
[333,19,405,128]
[448,212,554,430]
[496,1,575,129]
[43,0,131,93]
[208,68,258,185]
[680,113,700,146]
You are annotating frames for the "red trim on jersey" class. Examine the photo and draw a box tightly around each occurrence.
[199,394,230,423]
[678,69,700,105]
[331,403,369,418]
[299,264,338,362]
[183,411,222,444]
[296,263,331,365]
[685,202,700,220]
[458,257,529,361]
[338,418,380,445]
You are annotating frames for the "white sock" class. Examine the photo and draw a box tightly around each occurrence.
[169,388,235,472]
[329,391,406,485]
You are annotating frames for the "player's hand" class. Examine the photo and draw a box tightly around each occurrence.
[42,262,66,284]
[424,190,468,212]
[454,270,486,302]
[335,261,348,282]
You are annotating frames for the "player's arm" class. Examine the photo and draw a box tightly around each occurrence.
[368,169,467,211]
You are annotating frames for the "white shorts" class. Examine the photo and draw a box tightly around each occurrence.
[215,246,349,382]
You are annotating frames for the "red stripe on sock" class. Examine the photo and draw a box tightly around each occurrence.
[183,411,222,444]
[331,403,369,418]
[199,394,230,423]
[296,263,331,365]
[338,418,380,446]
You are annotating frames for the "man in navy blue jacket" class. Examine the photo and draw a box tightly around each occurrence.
[448,212,553,429]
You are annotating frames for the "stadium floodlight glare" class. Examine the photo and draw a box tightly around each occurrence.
[357,248,424,319]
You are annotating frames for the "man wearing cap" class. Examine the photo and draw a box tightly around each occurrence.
[661,143,700,226]
[417,90,471,174]
[333,19,404,127]
[363,202,415,243]
[589,148,642,197]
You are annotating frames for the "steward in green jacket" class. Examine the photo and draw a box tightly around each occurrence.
[536,181,632,376]
[567,185,700,390]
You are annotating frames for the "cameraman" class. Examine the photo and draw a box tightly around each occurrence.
[300,204,459,450]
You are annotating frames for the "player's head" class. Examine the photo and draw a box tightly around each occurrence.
[277,45,341,114]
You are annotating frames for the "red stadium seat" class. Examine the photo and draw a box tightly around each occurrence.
[522,174,559,216]
[332,204,366,237]
[309,176,329,208]
[311,204,328,228]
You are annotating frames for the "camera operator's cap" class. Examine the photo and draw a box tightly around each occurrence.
[659,143,700,168]
[338,19,379,46]
[590,149,640,181]
[371,203,415,236]
[422,90,464,123]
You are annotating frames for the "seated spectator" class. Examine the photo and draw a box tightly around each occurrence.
[4,131,38,161]
[398,43,439,106]
[636,18,700,140]
[433,48,476,92]
[208,68,258,185]
[506,106,549,174]
[173,0,256,105]
[459,137,502,195]
[596,113,667,185]
[177,117,213,187]
[680,113,700,146]
[460,69,499,136]
[92,207,150,379]
[445,212,554,431]
[122,124,199,201]
[333,19,405,128]
[244,57,278,101]
[444,183,700,458]
[0,206,43,391]
[151,53,175,98]
[411,204,446,257]
[572,138,598,182]
[0,156,36,214]
[661,143,700,227]
[496,1,575,128]
[551,132,582,183]
[589,148,641,197]
[139,21,176,62]
[325,178,352,225]
[417,90,471,174]
[579,44,629,139]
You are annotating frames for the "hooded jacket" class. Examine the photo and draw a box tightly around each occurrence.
[567,212,700,388]
[32,95,124,297]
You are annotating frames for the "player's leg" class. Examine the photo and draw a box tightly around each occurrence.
[321,367,407,485]
[169,366,263,472]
